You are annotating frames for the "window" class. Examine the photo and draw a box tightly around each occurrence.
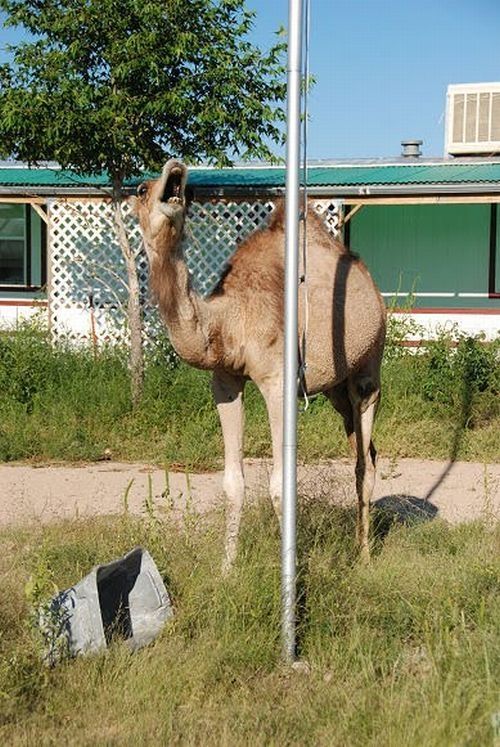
[0,203,45,290]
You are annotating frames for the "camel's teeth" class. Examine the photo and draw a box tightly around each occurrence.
[168,196,182,205]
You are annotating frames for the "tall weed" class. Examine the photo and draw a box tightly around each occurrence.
[422,327,499,407]
[0,321,498,465]
[384,295,424,361]
[0,322,131,461]
[0,505,498,745]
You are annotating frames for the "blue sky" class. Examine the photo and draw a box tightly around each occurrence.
[248,0,500,159]
[2,1,500,161]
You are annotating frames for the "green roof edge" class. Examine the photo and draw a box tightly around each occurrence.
[1,160,500,190]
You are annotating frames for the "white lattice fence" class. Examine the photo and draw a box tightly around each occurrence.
[50,199,148,346]
[48,198,343,347]
[312,199,343,236]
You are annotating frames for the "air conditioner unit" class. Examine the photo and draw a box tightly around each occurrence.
[445,83,500,156]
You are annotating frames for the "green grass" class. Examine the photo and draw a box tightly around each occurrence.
[0,499,498,745]
[0,325,497,744]
[0,322,499,466]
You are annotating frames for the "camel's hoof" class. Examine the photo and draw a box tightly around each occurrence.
[291,660,311,675]
[359,546,371,564]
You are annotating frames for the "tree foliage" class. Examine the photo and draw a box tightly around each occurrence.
[0,0,286,405]
[0,0,286,177]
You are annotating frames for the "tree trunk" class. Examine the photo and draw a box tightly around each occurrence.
[112,181,144,407]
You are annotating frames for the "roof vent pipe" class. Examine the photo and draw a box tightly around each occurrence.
[401,139,423,158]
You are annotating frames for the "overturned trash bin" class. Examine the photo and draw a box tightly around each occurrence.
[39,547,173,665]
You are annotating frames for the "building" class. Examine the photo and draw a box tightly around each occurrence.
[1,156,499,344]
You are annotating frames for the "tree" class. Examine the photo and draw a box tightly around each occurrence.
[0,0,286,405]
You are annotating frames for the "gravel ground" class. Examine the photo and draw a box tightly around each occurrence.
[1,457,498,528]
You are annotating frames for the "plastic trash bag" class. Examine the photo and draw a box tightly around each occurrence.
[38,547,173,665]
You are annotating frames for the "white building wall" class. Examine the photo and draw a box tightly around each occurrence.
[0,301,48,328]
[391,311,499,342]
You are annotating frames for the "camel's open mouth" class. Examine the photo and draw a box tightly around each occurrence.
[160,161,187,206]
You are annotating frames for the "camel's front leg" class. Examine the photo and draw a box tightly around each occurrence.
[258,378,283,526]
[212,370,245,573]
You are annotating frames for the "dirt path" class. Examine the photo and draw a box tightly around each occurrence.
[0,457,498,528]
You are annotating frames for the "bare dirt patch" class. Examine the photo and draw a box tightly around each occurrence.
[1,457,498,528]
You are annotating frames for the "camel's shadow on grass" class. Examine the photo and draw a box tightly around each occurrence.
[294,480,439,560]
[294,490,439,565]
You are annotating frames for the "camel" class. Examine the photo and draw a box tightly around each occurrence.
[132,159,386,570]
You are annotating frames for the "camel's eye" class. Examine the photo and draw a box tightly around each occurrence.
[137,183,148,198]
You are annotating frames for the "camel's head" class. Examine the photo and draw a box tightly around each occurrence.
[131,159,188,260]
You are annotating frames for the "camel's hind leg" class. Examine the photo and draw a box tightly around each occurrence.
[327,381,355,452]
[328,379,379,561]
[212,370,245,573]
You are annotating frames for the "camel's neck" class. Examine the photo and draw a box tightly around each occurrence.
[149,244,212,368]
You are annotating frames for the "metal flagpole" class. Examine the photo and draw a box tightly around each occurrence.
[282,0,303,663]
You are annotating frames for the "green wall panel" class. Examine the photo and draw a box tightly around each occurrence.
[349,204,496,309]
